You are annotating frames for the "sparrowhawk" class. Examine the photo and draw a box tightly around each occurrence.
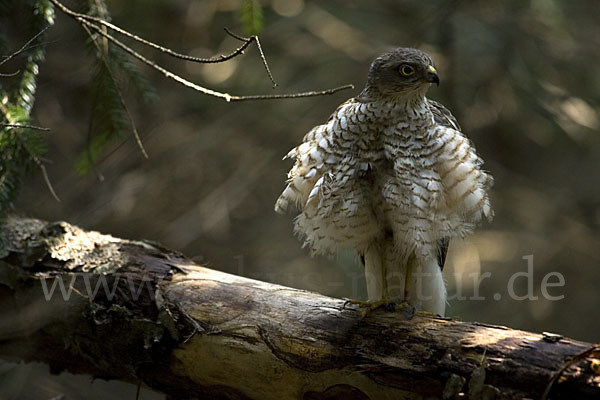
[275,47,493,316]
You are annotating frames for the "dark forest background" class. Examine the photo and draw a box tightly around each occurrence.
[2,0,599,398]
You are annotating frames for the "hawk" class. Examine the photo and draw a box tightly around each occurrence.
[275,48,493,316]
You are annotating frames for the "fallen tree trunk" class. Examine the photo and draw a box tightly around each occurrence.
[0,216,598,399]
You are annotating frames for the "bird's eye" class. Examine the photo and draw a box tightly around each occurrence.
[399,64,415,77]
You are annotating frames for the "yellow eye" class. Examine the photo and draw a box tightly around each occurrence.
[399,64,415,77]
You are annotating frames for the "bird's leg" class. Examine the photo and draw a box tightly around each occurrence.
[404,260,412,303]
[345,257,393,315]
[400,259,436,318]
[373,254,392,307]
[344,245,413,318]
[400,261,417,319]
[344,248,390,315]
[363,259,416,319]
[343,298,396,317]
[381,255,390,301]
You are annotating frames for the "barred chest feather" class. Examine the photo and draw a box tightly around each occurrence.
[275,97,493,258]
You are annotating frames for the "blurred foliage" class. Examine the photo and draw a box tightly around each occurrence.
[1,0,600,397]
[75,0,157,175]
[241,0,263,35]
[74,30,157,176]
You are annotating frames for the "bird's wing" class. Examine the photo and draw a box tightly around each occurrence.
[427,98,461,131]
[427,99,459,270]
[428,97,494,222]
[275,97,385,256]
[274,98,359,214]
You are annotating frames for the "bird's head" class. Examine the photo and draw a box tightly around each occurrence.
[363,47,439,100]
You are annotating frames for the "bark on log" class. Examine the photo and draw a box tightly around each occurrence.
[0,216,598,399]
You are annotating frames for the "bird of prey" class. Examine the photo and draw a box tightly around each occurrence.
[275,47,493,316]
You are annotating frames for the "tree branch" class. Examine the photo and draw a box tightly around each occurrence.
[0,216,598,399]
[48,0,353,102]
[0,26,50,75]
[0,123,50,131]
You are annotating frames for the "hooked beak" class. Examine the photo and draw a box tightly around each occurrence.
[426,65,440,86]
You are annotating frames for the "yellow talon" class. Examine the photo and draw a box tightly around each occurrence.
[343,299,415,318]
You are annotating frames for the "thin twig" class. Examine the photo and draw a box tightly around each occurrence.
[1,123,50,131]
[11,130,61,202]
[82,20,234,100]
[0,26,50,77]
[49,0,257,64]
[0,26,50,68]
[253,35,277,88]
[541,344,600,400]
[224,27,277,87]
[84,19,354,102]
[0,39,58,78]
[0,70,20,77]
[49,0,353,102]
[228,84,355,101]
[36,160,61,203]
[82,24,148,159]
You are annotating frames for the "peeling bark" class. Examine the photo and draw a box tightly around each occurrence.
[0,216,598,399]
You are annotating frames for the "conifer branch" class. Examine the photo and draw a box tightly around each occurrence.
[0,23,57,205]
[82,23,148,159]
[0,107,59,203]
